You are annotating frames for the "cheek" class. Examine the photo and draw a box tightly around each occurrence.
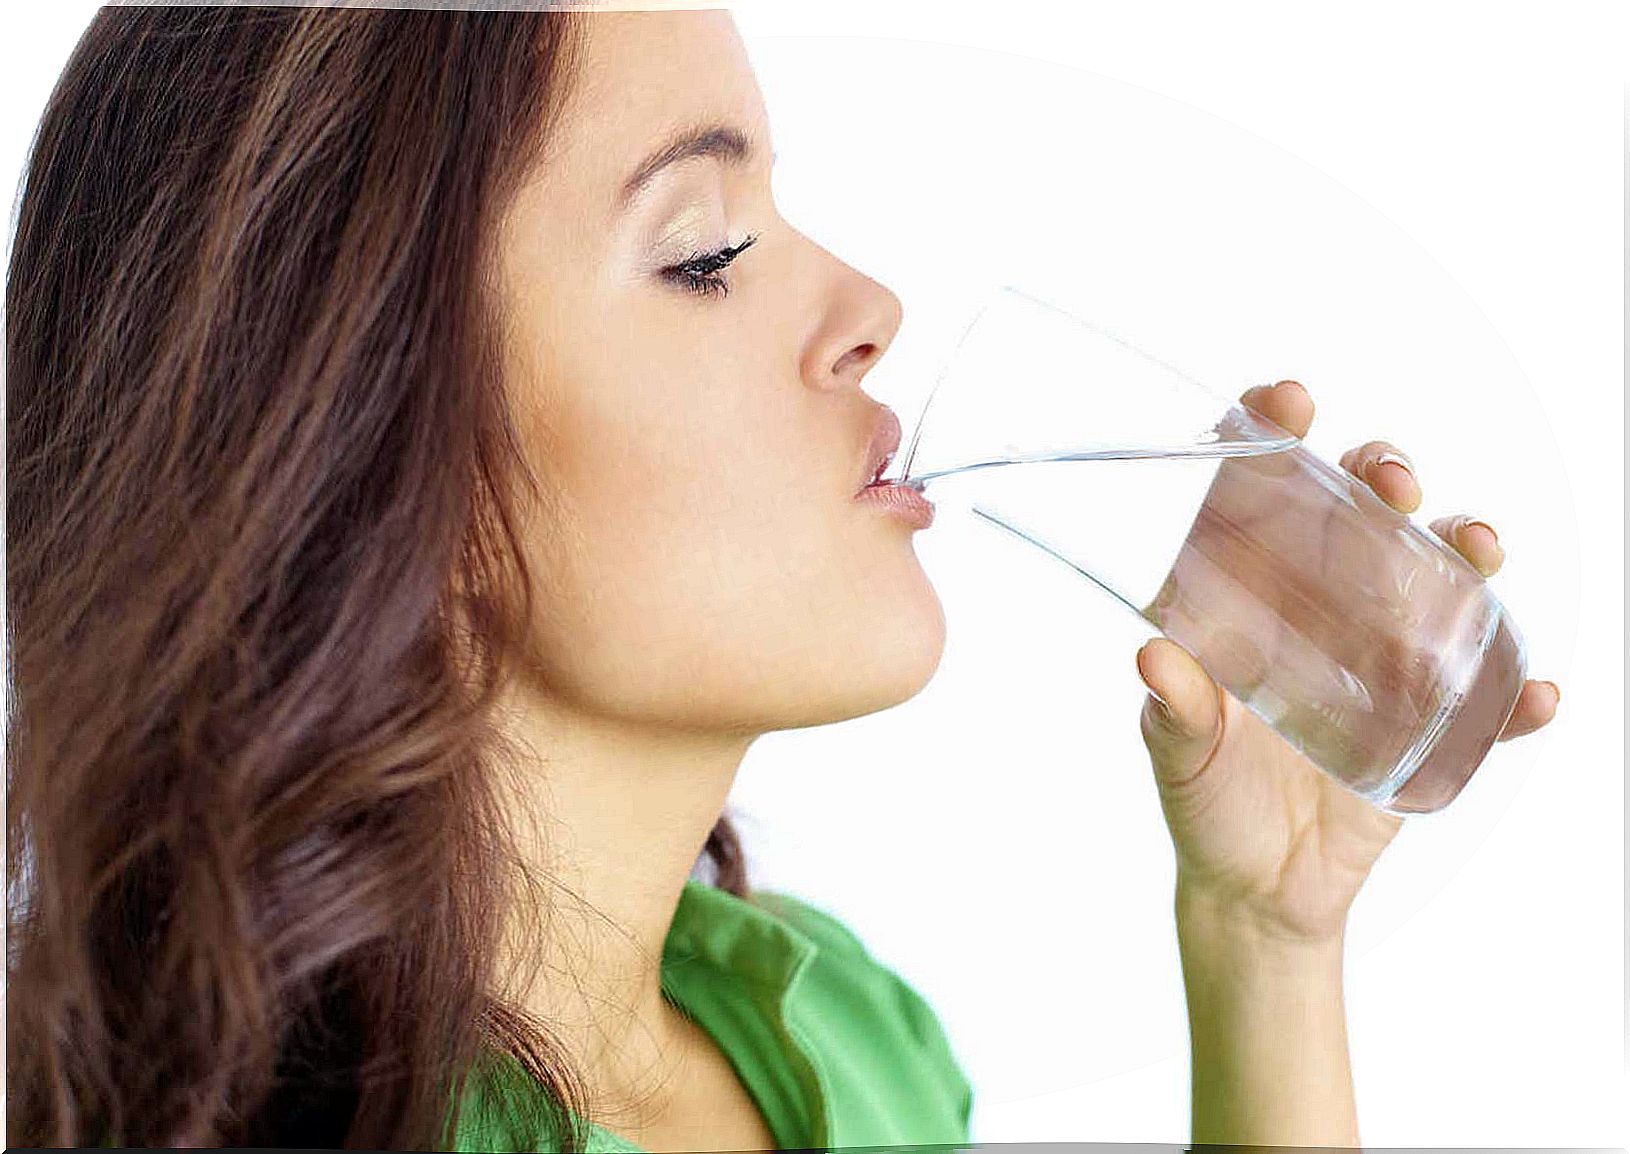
[510,326,945,726]
[533,478,947,728]
[510,371,830,720]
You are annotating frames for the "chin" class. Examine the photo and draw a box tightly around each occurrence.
[790,572,948,729]
[873,579,948,705]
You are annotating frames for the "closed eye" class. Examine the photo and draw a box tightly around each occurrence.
[659,232,759,298]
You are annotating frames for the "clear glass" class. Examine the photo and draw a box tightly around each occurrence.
[894,287,1527,814]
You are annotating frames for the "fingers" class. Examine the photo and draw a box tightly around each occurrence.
[1136,638,1226,787]
[1334,438,1505,575]
[1240,379,1315,439]
[1429,514,1506,577]
[1497,679,1561,740]
[1339,440,1422,513]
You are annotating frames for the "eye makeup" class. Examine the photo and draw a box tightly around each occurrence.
[658,232,758,298]
[624,165,758,299]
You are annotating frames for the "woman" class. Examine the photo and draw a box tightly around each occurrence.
[4,7,1560,1151]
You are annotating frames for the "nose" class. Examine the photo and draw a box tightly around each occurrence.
[801,254,904,393]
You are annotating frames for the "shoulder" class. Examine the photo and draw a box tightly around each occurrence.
[747,887,974,1137]
[749,887,925,1008]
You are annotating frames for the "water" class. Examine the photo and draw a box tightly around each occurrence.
[912,439,1526,814]
[900,426,1302,488]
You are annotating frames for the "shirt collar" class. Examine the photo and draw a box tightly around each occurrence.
[454,880,828,1152]
[661,878,820,992]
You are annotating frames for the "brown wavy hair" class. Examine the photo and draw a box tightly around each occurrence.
[5,7,750,1148]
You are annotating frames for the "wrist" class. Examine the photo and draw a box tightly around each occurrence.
[1175,881,1348,959]
[1174,885,1358,1149]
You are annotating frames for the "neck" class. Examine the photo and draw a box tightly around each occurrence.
[487,680,756,1117]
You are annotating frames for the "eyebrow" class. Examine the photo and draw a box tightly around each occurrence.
[616,122,770,212]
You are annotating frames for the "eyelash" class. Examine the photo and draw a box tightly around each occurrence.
[658,232,759,298]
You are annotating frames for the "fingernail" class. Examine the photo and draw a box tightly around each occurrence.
[1460,516,1498,546]
[1374,450,1414,478]
[1148,687,1173,717]
[1543,680,1560,703]
[1459,516,1504,576]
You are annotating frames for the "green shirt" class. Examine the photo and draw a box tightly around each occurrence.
[451,879,974,1151]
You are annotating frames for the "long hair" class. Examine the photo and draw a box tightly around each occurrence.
[5,8,750,1148]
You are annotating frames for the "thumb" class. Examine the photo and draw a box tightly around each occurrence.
[1136,638,1225,788]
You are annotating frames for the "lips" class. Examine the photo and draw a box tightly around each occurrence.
[856,406,903,495]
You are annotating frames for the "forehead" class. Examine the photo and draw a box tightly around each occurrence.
[544,11,770,199]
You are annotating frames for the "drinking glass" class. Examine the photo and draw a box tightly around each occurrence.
[891,287,1527,814]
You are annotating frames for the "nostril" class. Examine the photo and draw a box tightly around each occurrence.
[832,342,878,380]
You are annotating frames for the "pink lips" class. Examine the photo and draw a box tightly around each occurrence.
[856,407,903,492]
[855,479,935,529]
[853,406,934,530]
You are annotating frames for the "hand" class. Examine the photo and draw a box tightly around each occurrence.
[1136,380,1560,944]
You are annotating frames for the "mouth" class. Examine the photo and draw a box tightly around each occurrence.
[855,406,904,495]
[853,406,935,529]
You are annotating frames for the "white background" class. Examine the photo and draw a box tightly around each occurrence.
[4,1,1625,1149]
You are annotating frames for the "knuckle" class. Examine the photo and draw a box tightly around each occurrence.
[1347,443,1383,471]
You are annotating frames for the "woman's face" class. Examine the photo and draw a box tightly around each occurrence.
[493,11,945,734]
